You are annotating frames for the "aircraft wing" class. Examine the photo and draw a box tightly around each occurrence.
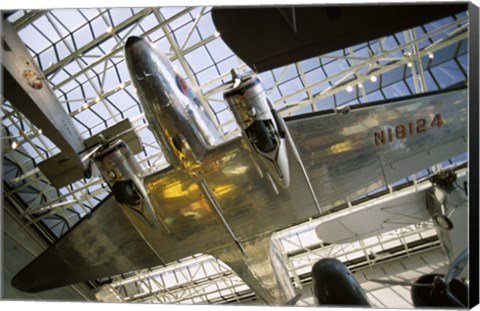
[11,194,166,293]
[12,87,467,298]
[285,87,468,212]
[11,135,321,299]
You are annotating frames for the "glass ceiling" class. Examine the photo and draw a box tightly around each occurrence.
[2,6,469,305]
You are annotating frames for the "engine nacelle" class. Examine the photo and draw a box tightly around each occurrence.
[224,71,290,188]
[93,139,161,230]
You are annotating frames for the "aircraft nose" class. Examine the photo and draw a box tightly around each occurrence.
[125,36,143,48]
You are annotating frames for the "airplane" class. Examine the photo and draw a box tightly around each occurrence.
[311,249,469,308]
[7,32,469,305]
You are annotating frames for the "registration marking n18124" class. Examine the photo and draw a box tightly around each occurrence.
[374,113,444,146]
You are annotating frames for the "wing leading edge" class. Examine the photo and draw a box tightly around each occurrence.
[12,87,467,301]
[11,194,165,293]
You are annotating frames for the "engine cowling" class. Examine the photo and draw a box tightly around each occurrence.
[224,71,290,188]
[93,139,161,230]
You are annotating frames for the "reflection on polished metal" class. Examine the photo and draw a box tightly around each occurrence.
[11,34,468,306]
[287,87,468,211]
[224,70,290,188]
[124,35,222,169]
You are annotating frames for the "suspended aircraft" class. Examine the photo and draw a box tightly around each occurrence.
[312,249,469,308]
[6,30,469,305]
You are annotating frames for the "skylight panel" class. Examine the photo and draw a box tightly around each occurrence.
[161,7,191,30]
[315,94,335,110]
[117,23,145,40]
[18,24,52,53]
[205,38,233,62]
[299,57,320,73]
[37,47,58,72]
[304,67,327,86]
[79,8,101,20]
[381,65,405,87]
[430,43,461,66]
[107,91,140,119]
[7,10,26,23]
[365,90,386,103]
[196,65,220,85]
[196,11,216,39]
[457,54,468,73]
[258,71,275,90]
[335,85,359,106]
[152,36,172,55]
[215,55,241,76]
[98,36,119,53]
[90,14,110,38]
[174,23,201,49]
[184,46,214,73]
[278,78,306,103]
[146,27,166,43]
[382,80,411,98]
[363,74,381,94]
[74,108,104,131]
[430,59,466,88]
[267,87,282,102]
[51,9,88,32]
[215,109,235,129]
[109,8,135,27]
[272,65,299,83]
[31,15,61,43]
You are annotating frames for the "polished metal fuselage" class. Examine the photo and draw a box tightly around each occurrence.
[122,37,468,305]
[11,35,468,302]
[125,38,221,170]
[124,37,304,304]
[224,74,291,189]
